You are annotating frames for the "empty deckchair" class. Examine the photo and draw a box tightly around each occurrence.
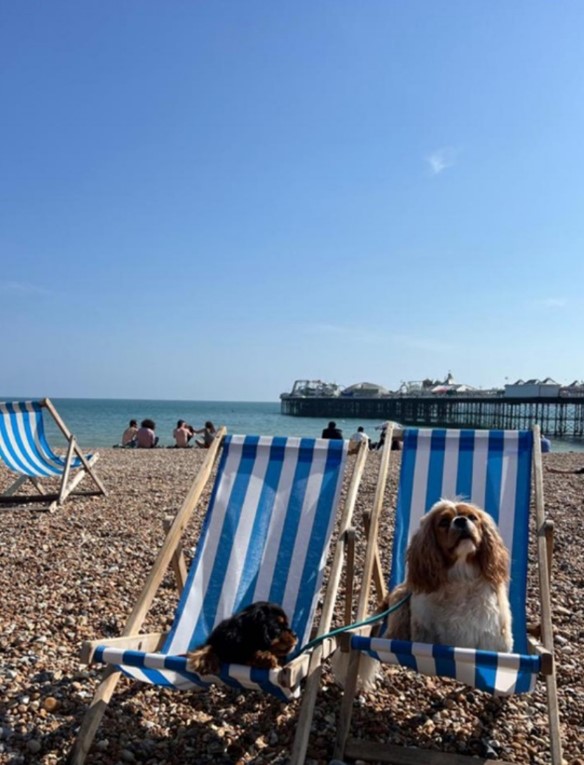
[0,398,106,510]
[71,432,368,764]
[334,425,562,765]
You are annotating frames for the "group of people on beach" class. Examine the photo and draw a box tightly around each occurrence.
[172,420,217,449]
[321,423,565,462]
[321,420,402,452]
[121,419,158,448]
[119,419,217,449]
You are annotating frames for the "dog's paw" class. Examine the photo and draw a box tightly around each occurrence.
[250,650,280,669]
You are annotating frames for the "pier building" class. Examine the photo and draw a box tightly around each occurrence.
[280,378,584,438]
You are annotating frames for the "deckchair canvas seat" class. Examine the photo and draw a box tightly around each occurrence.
[0,399,106,510]
[334,426,562,765]
[351,637,541,695]
[89,642,330,699]
[71,432,368,764]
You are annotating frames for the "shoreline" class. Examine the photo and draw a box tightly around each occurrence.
[0,449,582,763]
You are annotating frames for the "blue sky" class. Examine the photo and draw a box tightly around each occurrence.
[2,1,582,401]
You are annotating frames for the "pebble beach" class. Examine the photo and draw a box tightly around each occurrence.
[1,446,583,765]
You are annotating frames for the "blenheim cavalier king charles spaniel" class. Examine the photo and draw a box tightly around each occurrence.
[334,499,513,689]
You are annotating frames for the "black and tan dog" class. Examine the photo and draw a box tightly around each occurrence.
[187,601,298,675]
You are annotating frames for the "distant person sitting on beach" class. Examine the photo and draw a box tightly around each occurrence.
[136,418,159,448]
[349,425,369,453]
[121,419,138,448]
[194,421,217,448]
[541,435,552,453]
[321,421,343,440]
[371,422,387,451]
[371,421,402,451]
[350,426,369,446]
[173,419,192,448]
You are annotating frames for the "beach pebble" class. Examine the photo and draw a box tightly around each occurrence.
[42,696,59,712]
[27,739,42,754]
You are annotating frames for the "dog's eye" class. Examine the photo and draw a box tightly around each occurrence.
[438,517,451,528]
[466,514,477,522]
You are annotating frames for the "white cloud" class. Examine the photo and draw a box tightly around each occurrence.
[425,147,458,176]
[0,280,50,295]
[539,297,567,309]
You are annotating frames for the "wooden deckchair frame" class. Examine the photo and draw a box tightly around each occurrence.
[333,424,563,765]
[287,425,394,764]
[70,432,369,765]
[0,398,106,511]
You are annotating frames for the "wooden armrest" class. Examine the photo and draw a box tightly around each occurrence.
[279,637,337,688]
[342,526,356,542]
[527,635,554,675]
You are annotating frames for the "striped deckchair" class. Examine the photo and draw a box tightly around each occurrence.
[71,431,368,765]
[0,398,106,510]
[334,425,562,765]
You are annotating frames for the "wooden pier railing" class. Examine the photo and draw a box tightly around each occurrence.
[280,395,584,438]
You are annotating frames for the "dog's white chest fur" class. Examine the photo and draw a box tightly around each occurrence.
[410,559,513,652]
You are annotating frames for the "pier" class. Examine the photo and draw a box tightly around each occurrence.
[280,394,584,438]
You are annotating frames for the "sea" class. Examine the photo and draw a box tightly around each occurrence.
[15,397,584,453]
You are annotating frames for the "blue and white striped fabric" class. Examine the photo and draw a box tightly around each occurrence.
[0,401,87,477]
[352,428,540,695]
[94,434,349,701]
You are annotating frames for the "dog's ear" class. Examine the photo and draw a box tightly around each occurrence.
[475,511,510,587]
[248,605,278,646]
[407,512,448,592]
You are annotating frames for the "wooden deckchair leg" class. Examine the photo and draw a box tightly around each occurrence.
[58,436,76,505]
[545,670,563,765]
[333,649,361,760]
[31,477,46,494]
[333,427,395,762]
[543,519,554,581]
[69,432,224,764]
[344,528,356,625]
[3,474,30,496]
[3,475,52,509]
[3,475,47,497]
[289,643,327,764]
[532,425,563,765]
[42,398,108,497]
[57,454,101,506]
[289,441,370,765]
[542,516,562,765]
[163,516,188,594]
[362,509,387,604]
[69,667,121,765]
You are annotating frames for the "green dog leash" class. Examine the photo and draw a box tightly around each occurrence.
[297,592,412,655]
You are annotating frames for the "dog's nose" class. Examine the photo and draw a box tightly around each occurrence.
[453,516,469,529]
